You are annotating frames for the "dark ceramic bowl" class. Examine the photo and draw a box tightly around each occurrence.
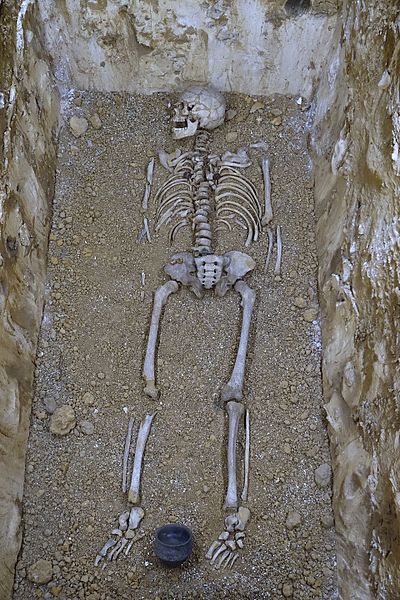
[154,524,193,567]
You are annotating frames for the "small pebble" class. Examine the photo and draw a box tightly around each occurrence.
[293,296,307,309]
[69,116,88,138]
[321,514,334,529]
[44,397,57,414]
[82,391,95,406]
[285,511,302,530]
[282,582,293,597]
[89,112,102,129]
[50,405,76,436]
[303,308,319,322]
[27,559,53,584]
[80,420,95,435]
[315,463,332,488]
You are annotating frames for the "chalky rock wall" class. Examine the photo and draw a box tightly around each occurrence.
[0,1,60,598]
[0,0,399,599]
[38,0,337,97]
[312,3,400,598]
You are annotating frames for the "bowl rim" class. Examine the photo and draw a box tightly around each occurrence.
[155,523,192,548]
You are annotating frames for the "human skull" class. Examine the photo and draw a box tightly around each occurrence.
[172,85,226,139]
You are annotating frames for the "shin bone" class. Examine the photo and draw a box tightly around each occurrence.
[128,414,154,504]
[224,401,244,509]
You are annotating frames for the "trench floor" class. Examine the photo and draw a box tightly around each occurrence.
[15,92,337,599]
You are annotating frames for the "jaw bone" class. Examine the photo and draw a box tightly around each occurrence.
[172,117,198,139]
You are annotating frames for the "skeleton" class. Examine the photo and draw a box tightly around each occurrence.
[93,87,282,573]
[141,86,265,569]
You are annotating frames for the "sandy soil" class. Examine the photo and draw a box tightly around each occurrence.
[14,91,337,599]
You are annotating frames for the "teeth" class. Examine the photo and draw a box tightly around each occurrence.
[172,119,198,139]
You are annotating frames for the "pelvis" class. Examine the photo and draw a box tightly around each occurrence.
[164,251,255,298]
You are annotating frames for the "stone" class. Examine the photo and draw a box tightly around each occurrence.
[250,100,264,113]
[315,463,332,488]
[282,582,293,597]
[226,109,237,120]
[44,397,57,414]
[271,115,283,126]
[285,511,302,530]
[293,296,307,309]
[27,559,53,584]
[303,308,319,322]
[321,514,334,529]
[69,116,88,138]
[50,405,76,436]
[80,420,95,435]
[89,112,102,129]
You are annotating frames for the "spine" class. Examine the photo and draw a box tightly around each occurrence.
[192,131,212,256]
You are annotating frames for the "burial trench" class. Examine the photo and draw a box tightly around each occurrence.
[1,1,399,600]
[14,90,336,599]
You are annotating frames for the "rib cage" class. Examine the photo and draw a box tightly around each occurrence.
[155,131,263,249]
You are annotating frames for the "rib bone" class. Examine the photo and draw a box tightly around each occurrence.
[264,227,274,272]
[224,401,244,509]
[142,158,155,210]
[128,414,155,504]
[221,281,256,402]
[261,156,273,226]
[143,281,179,399]
[275,224,282,276]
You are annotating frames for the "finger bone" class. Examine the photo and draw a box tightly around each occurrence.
[98,538,117,558]
[211,543,227,564]
[112,537,129,560]
[216,549,231,569]
[206,540,221,559]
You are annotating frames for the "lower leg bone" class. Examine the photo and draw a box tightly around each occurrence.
[122,418,134,493]
[128,414,154,504]
[221,281,256,402]
[143,281,179,399]
[241,409,250,502]
[224,401,244,509]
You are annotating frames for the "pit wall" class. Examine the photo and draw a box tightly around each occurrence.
[0,1,59,598]
[38,0,337,97]
[1,0,400,599]
[312,1,400,598]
